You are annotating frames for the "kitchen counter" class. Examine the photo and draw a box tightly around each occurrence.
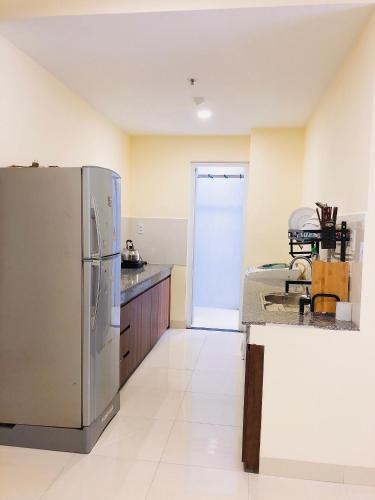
[242,278,359,332]
[121,264,173,305]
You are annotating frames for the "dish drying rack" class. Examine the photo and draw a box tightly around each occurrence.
[288,221,350,262]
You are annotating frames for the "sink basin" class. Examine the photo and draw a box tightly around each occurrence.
[260,292,306,313]
[246,267,302,284]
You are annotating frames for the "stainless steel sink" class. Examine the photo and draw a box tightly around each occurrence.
[260,292,305,313]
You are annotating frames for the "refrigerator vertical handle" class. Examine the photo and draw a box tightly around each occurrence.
[91,260,101,330]
[92,196,103,258]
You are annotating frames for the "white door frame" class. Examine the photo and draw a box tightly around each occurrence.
[185,161,250,331]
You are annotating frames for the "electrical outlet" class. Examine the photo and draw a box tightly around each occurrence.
[137,223,144,235]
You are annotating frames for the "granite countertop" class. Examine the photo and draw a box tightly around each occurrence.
[121,264,172,305]
[242,278,359,332]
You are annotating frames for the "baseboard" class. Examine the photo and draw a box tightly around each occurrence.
[0,393,120,454]
[170,320,186,329]
[259,457,375,486]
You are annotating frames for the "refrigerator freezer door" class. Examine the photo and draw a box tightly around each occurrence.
[82,255,121,426]
[82,166,121,259]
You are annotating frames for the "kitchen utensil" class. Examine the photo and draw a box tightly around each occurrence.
[315,202,338,249]
[122,240,141,262]
[311,261,349,313]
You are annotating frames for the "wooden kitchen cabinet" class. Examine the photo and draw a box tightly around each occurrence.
[119,277,171,387]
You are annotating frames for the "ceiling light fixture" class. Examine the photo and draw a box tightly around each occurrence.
[192,95,212,121]
[197,108,213,120]
[189,78,212,120]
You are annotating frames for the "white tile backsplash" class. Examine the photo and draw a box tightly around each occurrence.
[121,217,188,266]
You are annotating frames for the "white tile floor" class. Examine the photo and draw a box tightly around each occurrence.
[1,329,375,499]
[192,307,240,330]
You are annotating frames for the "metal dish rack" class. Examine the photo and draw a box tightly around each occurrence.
[288,221,350,262]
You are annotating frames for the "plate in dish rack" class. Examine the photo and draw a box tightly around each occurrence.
[288,207,315,230]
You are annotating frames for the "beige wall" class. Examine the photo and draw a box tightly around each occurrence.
[245,128,305,267]
[128,135,250,326]
[128,132,305,325]
[0,35,130,215]
[128,135,250,218]
[303,13,375,213]
[255,12,375,477]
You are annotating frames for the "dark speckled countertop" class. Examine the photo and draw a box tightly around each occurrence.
[121,264,172,305]
[242,278,359,332]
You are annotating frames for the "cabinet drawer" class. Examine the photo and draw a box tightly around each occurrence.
[120,350,132,385]
[120,302,131,332]
[120,325,131,357]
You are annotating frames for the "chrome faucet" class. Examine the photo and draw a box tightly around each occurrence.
[289,256,312,273]
[285,256,312,295]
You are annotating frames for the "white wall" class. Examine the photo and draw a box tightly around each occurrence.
[0,35,130,214]
[254,11,375,479]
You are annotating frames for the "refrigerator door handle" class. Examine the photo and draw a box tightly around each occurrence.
[91,260,101,330]
[92,196,103,259]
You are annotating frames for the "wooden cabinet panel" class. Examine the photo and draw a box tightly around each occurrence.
[139,288,152,361]
[158,278,170,338]
[119,276,171,388]
[242,343,264,473]
[120,326,131,358]
[120,302,131,332]
[119,301,137,386]
[150,285,160,348]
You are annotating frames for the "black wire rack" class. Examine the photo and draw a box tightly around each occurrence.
[288,221,350,262]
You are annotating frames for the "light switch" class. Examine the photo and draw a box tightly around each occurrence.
[137,223,144,235]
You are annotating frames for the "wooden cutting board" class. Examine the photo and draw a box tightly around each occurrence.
[311,261,349,313]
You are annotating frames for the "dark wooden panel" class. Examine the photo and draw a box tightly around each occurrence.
[157,278,171,338]
[150,284,160,348]
[242,343,264,473]
[120,326,131,357]
[139,288,152,360]
[119,276,171,388]
[120,350,132,384]
[119,298,138,387]
[120,302,131,332]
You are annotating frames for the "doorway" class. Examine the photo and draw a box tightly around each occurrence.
[189,163,247,331]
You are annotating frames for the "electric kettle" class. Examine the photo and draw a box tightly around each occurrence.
[122,240,141,262]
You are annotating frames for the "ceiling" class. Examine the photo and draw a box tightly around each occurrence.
[0,4,373,135]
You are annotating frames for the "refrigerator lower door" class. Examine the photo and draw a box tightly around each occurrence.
[83,255,121,426]
[82,166,121,259]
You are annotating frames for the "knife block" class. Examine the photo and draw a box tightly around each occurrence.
[311,261,349,313]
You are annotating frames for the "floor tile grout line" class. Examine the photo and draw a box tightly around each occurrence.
[174,418,243,429]
[160,458,245,474]
[38,453,77,500]
[145,378,190,498]
[190,330,209,371]
[145,329,211,497]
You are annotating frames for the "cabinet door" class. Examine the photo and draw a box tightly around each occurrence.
[158,278,170,338]
[119,300,137,386]
[139,289,152,361]
[150,285,160,348]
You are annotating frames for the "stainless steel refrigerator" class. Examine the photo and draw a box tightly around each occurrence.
[0,166,121,453]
